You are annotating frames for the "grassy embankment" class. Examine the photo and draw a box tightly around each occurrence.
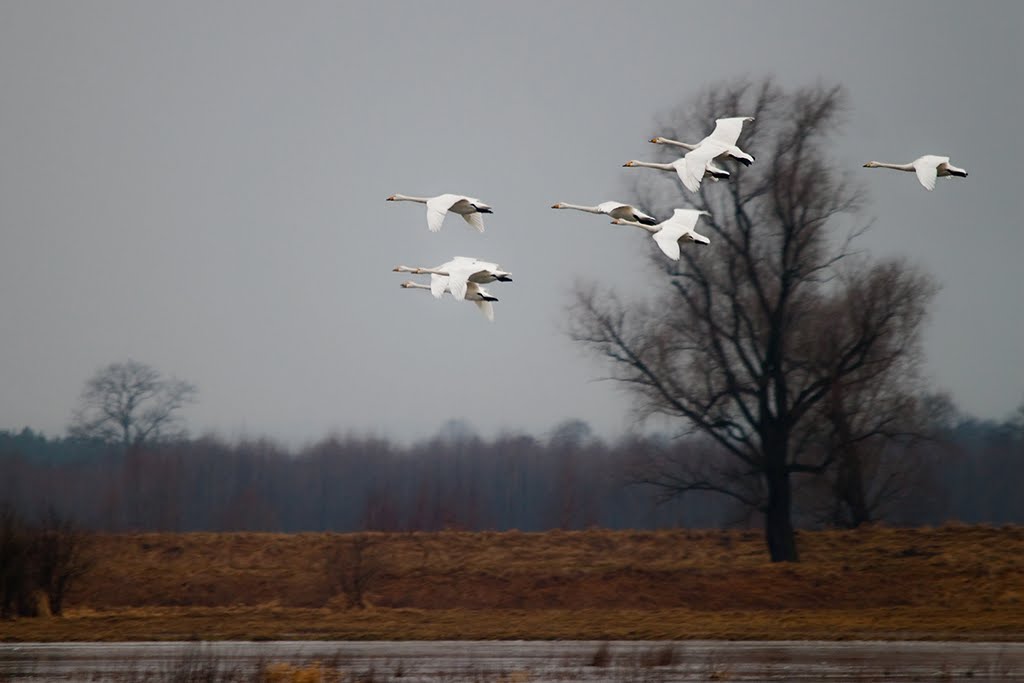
[2,525,1023,641]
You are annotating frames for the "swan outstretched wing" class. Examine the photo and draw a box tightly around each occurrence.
[444,260,483,302]
[652,231,681,260]
[474,300,495,322]
[461,211,486,232]
[671,158,700,193]
[679,144,721,192]
[652,209,709,259]
[429,273,448,299]
[708,117,751,147]
[425,194,462,232]
[913,158,941,191]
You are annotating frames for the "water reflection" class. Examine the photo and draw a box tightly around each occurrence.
[1,640,1022,681]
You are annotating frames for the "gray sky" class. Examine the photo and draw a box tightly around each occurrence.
[1,1,1021,444]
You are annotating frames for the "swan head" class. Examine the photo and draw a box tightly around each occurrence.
[623,160,637,167]
[551,203,564,209]
[649,137,666,144]
[386,194,397,201]
[392,265,412,273]
[862,161,880,168]
[399,280,415,288]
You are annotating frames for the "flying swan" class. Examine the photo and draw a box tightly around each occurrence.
[386,193,493,232]
[393,256,512,302]
[862,156,968,191]
[611,208,712,260]
[399,279,498,322]
[551,201,657,226]
[650,116,755,167]
[623,157,730,194]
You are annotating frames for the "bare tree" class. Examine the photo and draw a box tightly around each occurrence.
[31,506,94,615]
[0,505,31,618]
[68,360,197,449]
[325,534,382,609]
[570,78,938,561]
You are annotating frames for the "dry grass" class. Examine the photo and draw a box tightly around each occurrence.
[2,525,1023,641]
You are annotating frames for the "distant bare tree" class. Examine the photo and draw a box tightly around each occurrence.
[325,534,382,609]
[571,78,937,561]
[0,505,31,618]
[31,507,94,615]
[69,360,197,449]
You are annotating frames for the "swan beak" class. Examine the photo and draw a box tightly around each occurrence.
[386,195,395,201]
[862,163,871,168]
[392,266,401,272]
[551,204,560,209]
[649,138,658,144]
[622,161,632,167]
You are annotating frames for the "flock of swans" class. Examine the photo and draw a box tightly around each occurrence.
[388,116,967,322]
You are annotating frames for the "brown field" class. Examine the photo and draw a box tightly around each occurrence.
[3,525,1024,642]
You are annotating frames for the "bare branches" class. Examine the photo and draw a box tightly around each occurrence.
[69,360,197,449]
[570,78,938,557]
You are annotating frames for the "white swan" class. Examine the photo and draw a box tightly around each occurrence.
[393,256,512,302]
[610,208,711,260]
[862,156,968,191]
[386,193,493,232]
[399,279,498,322]
[650,116,755,167]
[623,157,730,194]
[551,201,657,226]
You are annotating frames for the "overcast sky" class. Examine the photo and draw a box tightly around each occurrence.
[1,1,1021,444]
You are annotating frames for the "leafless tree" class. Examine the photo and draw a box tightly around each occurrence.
[31,506,94,615]
[68,360,197,449]
[570,78,938,561]
[325,533,382,609]
[0,505,31,618]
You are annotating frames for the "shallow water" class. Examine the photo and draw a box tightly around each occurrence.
[1,639,1022,681]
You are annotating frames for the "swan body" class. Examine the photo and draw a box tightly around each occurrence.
[393,256,512,302]
[400,279,498,322]
[650,116,755,167]
[386,193,493,232]
[623,157,730,194]
[551,201,657,226]
[862,156,968,191]
[610,208,711,260]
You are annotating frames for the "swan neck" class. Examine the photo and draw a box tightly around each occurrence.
[392,194,430,203]
[662,138,696,150]
[875,162,915,172]
[560,203,600,213]
[633,160,672,170]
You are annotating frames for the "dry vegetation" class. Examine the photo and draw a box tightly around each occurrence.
[2,525,1023,641]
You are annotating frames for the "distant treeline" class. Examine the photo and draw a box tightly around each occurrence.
[0,417,1021,532]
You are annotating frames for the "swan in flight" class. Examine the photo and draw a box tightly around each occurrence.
[623,157,730,194]
[393,256,512,302]
[862,156,968,191]
[386,193,493,232]
[611,208,711,260]
[551,201,657,226]
[399,279,498,322]
[649,116,755,167]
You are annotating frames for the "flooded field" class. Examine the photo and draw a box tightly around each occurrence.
[1,639,1023,682]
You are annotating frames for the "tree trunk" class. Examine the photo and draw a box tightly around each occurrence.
[764,469,799,562]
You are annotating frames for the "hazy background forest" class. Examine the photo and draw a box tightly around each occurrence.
[1,407,1021,533]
